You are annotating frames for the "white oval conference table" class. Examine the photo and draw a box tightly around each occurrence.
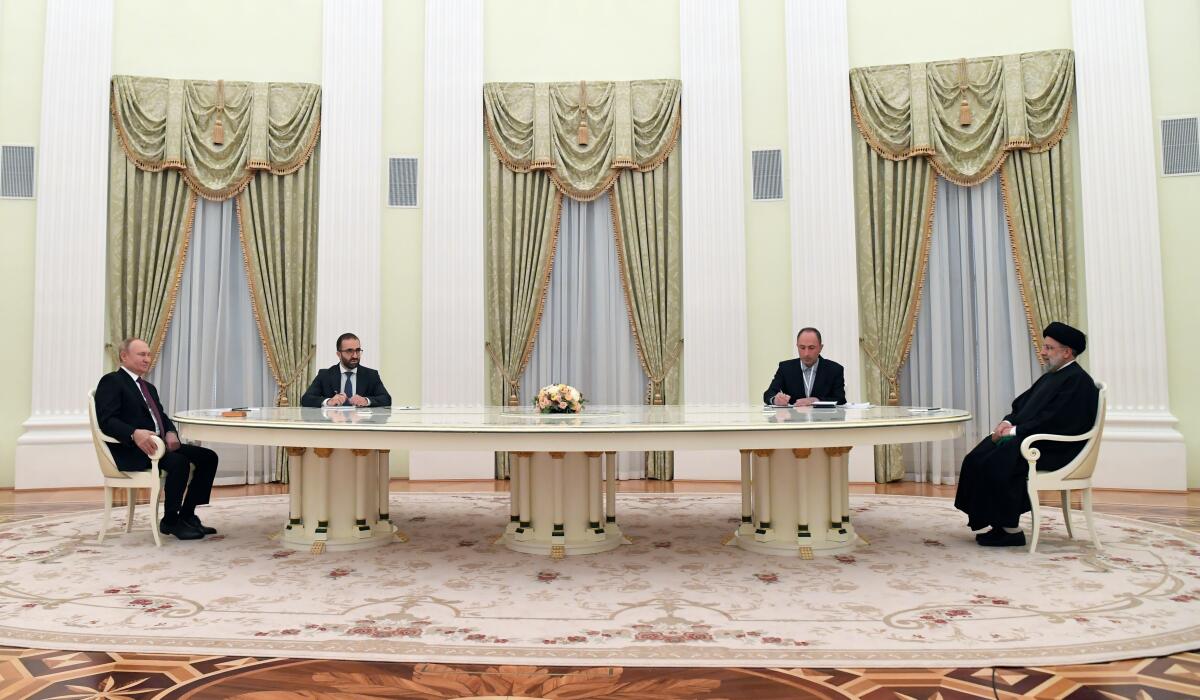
[174,405,970,558]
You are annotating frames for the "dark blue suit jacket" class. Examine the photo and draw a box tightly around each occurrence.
[301,364,392,407]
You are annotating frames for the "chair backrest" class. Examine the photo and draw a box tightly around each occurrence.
[87,390,130,480]
[1063,381,1107,481]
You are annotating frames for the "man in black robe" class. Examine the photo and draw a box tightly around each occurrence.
[954,322,1099,547]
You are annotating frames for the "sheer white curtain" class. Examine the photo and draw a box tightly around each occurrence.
[520,192,648,479]
[151,199,279,485]
[900,174,1040,484]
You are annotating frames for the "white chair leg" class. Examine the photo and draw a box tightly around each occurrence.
[1082,488,1101,551]
[124,489,136,533]
[99,486,112,544]
[1060,490,1074,539]
[150,483,163,547]
[1028,484,1041,554]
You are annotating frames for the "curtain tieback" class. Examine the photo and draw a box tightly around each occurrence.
[644,338,684,405]
[859,338,901,406]
[484,341,521,406]
[274,344,316,407]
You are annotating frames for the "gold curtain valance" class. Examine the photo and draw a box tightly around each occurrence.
[110,75,321,201]
[850,49,1073,187]
[484,79,681,201]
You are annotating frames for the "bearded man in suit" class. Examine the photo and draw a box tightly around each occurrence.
[955,322,1099,547]
[763,327,848,407]
[94,338,219,540]
[301,332,392,408]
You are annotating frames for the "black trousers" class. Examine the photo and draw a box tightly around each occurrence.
[118,444,218,520]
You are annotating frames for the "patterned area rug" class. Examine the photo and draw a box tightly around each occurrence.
[0,493,1197,668]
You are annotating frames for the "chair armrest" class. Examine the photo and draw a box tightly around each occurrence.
[1020,430,1095,463]
[100,433,120,444]
[147,435,167,461]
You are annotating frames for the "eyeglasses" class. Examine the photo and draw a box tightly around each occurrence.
[338,348,364,355]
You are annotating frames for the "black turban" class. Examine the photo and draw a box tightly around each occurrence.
[1043,321,1086,355]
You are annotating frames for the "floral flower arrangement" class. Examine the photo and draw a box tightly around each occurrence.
[534,384,585,414]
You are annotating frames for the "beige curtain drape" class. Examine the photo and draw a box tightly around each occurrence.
[855,137,938,482]
[484,79,682,480]
[611,152,683,480]
[485,154,563,479]
[1000,140,1078,351]
[235,159,320,411]
[106,75,321,482]
[850,50,1075,482]
[106,74,321,379]
[105,126,197,367]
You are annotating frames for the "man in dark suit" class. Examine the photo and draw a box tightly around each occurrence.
[763,327,848,406]
[94,338,219,541]
[955,322,1099,547]
[301,332,392,408]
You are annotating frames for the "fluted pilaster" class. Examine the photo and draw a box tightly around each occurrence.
[316,0,383,362]
[1072,0,1185,489]
[675,0,749,479]
[413,0,489,477]
[15,0,114,489]
[783,0,870,481]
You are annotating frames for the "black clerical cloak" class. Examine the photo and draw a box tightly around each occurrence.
[954,361,1099,530]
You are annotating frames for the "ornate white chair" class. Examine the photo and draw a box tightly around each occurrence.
[1022,381,1107,554]
[87,390,166,546]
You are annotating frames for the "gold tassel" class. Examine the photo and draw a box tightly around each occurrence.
[212,79,226,144]
[577,80,590,146]
[957,59,973,126]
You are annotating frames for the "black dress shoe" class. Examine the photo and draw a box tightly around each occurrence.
[159,519,205,541]
[978,529,1026,547]
[974,527,1001,542]
[181,513,217,535]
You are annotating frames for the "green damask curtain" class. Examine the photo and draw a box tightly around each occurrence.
[1000,140,1077,349]
[612,152,683,480]
[485,79,682,479]
[855,138,937,482]
[486,156,562,479]
[850,50,1075,482]
[106,126,196,367]
[235,158,320,412]
[107,75,320,482]
[106,74,321,378]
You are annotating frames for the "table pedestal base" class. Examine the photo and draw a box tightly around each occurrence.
[280,447,396,552]
[500,451,627,557]
[730,446,858,557]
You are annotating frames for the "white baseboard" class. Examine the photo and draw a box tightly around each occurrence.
[16,414,100,489]
[408,450,495,480]
[1091,411,1188,491]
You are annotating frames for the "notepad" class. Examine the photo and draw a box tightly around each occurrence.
[812,401,838,409]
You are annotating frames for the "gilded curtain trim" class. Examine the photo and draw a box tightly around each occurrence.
[146,191,199,372]
[515,190,566,379]
[111,80,322,202]
[998,164,1044,360]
